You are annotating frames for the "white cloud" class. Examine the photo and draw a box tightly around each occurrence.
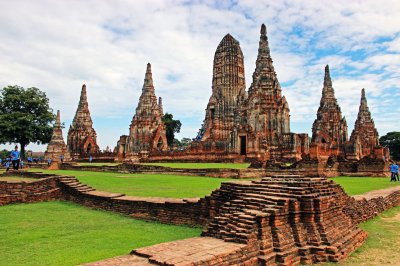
[0,0,399,152]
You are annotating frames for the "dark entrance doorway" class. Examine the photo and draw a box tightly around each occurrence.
[240,136,247,155]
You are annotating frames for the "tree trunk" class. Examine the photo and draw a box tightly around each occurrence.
[20,143,26,160]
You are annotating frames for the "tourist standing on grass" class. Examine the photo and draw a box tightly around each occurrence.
[60,154,64,164]
[0,158,2,168]
[10,145,20,170]
[89,155,93,164]
[390,162,399,181]
[47,158,52,166]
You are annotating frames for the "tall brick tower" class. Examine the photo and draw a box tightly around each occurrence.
[199,33,246,146]
[116,63,167,161]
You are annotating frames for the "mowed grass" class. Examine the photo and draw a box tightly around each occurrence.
[30,169,239,198]
[0,201,202,266]
[330,176,399,196]
[324,206,400,265]
[141,162,250,169]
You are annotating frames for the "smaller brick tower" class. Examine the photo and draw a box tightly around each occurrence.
[44,110,71,162]
[310,65,348,158]
[348,89,380,159]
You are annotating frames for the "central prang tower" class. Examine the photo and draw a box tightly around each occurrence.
[199,33,246,146]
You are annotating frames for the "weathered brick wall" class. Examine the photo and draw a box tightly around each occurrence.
[0,172,61,206]
[344,189,400,224]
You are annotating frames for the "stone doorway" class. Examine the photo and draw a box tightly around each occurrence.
[240,136,247,155]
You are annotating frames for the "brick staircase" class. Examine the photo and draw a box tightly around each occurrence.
[57,176,96,193]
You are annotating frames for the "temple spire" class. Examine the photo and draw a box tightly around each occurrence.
[158,97,164,115]
[55,110,61,128]
[324,65,332,88]
[358,88,370,114]
[258,23,271,58]
[144,63,154,89]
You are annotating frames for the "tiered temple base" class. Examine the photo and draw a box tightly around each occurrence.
[87,176,368,266]
[202,176,368,265]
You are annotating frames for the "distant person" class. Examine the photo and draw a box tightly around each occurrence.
[20,160,24,169]
[390,162,399,182]
[89,155,93,164]
[60,154,64,164]
[0,158,2,168]
[5,161,10,172]
[47,158,52,166]
[10,145,20,170]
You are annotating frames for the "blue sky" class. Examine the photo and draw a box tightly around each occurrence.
[0,0,399,151]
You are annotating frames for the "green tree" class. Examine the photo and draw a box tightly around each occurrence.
[380,131,400,160]
[162,113,181,147]
[179,137,192,148]
[0,85,55,158]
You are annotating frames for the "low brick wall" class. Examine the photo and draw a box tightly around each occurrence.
[60,163,264,179]
[58,175,213,226]
[0,171,62,206]
[344,186,400,223]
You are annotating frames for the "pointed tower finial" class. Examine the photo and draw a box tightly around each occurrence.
[324,65,332,87]
[361,88,366,100]
[144,63,154,88]
[261,23,266,36]
[56,110,61,127]
[146,63,151,73]
[158,97,163,115]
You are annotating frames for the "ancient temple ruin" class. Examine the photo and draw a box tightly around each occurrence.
[67,84,99,158]
[175,24,308,162]
[116,63,168,161]
[44,110,71,162]
[310,65,348,159]
[109,23,385,167]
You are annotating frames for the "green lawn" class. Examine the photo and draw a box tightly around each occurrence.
[325,206,400,265]
[141,162,250,169]
[0,201,201,266]
[330,176,399,196]
[30,169,239,198]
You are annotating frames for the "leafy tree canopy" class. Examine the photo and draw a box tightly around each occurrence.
[162,113,181,146]
[0,85,55,158]
[380,131,400,160]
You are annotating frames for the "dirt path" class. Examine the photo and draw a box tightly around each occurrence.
[353,185,400,200]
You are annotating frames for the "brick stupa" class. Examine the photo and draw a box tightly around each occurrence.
[348,89,380,159]
[44,110,71,162]
[67,84,99,157]
[310,65,348,158]
[116,63,167,161]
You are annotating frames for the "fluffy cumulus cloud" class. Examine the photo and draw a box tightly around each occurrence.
[0,0,399,151]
